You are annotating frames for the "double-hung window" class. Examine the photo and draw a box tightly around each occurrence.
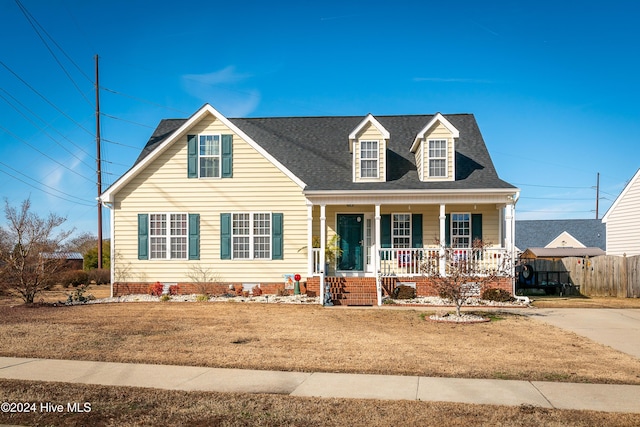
[199,135,221,178]
[232,213,271,259]
[451,213,471,248]
[428,139,447,178]
[392,213,411,248]
[149,213,188,259]
[360,140,378,178]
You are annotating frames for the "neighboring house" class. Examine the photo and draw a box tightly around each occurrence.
[519,247,605,261]
[515,219,606,260]
[602,168,640,256]
[100,104,519,305]
[40,252,84,270]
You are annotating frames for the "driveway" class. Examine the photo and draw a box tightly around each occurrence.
[522,308,640,359]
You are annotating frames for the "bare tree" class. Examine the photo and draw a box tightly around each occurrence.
[421,239,514,317]
[0,198,73,303]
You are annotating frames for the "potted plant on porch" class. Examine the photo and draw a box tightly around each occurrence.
[298,235,343,274]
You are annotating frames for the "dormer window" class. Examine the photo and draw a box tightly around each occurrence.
[200,135,221,178]
[410,113,458,182]
[360,140,379,178]
[349,114,389,183]
[428,139,447,178]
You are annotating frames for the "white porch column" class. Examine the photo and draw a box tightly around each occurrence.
[439,204,446,276]
[375,204,381,306]
[319,204,326,305]
[505,204,513,253]
[307,203,313,276]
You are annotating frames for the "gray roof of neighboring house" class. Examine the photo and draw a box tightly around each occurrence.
[521,247,606,258]
[40,252,84,260]
[134,114,516,192]
[515,219,606,251]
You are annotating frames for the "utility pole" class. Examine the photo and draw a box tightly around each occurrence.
[595,172,600,220]
[95,55,103,269]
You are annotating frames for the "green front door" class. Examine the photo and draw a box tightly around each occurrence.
[337,214,364,271]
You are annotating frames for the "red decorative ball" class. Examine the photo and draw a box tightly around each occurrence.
[294,273,301,281]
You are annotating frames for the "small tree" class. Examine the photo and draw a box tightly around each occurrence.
[186,264,221,296]
[0,198,73,303]
[421,239,513,317]
[83,240,110,270]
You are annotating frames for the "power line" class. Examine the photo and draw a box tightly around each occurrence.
[0,60,96,139]
[100,112,156,129]
[14,0,93,107]
[0,124,94,184]
[101,137,142,150]
[0,160,93,205]
[520,196,594,201]
[0,167,94,207]
[0,89,94,170]
[101,86,190,115]
[512,182,592,190]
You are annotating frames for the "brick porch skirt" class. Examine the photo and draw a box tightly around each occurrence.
[114,276,512,306]
[306,276,513,306]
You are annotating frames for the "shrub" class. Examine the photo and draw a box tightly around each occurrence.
[168,284,180,295]
[57,270,89,288]
[252,286,262,296]
[159,294,171,302]
[481,288,512,302]
[393,285,416,300]
[148,282,164,296]
[196,294,209,302]
[67,283,94,303]
[87,268,110,285]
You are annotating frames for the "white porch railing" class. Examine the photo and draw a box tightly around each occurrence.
[379,247,511,277]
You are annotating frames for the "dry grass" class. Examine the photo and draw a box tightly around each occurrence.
[2,379,640,427]
[531,296,640,309]
[1,289,640,426]
[1,298,639,385]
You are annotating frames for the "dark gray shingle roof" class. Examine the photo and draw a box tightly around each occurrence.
[515,219,606,251]
[134,113,516,192]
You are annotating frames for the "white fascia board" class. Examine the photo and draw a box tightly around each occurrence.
[410,113,460,153]
[602,168,640,222]
[348,114,390,152]
[101,103,306,204]
[304,187,519,198]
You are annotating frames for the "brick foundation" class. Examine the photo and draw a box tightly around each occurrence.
[113,275,513,305]
[112,281,309,297]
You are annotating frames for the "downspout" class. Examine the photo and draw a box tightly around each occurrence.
[99,198,114,298]
[510,192,529,304]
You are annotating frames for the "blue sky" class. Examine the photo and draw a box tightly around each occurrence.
[1,0,639,237]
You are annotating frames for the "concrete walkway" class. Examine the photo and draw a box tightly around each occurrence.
[1,356,639,414]
[519,308,640,359]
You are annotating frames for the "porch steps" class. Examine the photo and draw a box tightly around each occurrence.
[326,277,377,306]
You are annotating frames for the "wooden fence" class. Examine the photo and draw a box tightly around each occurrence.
[523,255,640,298]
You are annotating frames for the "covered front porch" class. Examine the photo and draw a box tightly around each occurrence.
[304,192,517,306]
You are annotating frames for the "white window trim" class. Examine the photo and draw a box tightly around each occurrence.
[451,212,471,249]
[149,213,189,260]
[391,213,412,249]
[359,140,379,179]
[199,134,222,179]
[427,139,448,178]
[231,212,273,260]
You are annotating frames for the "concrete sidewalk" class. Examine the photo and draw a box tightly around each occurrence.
[1,357,639,413]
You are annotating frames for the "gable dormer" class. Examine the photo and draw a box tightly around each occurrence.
[410,113,459,182]
[349,114,389,182]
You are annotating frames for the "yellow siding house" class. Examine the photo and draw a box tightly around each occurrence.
[101,104,519,305]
